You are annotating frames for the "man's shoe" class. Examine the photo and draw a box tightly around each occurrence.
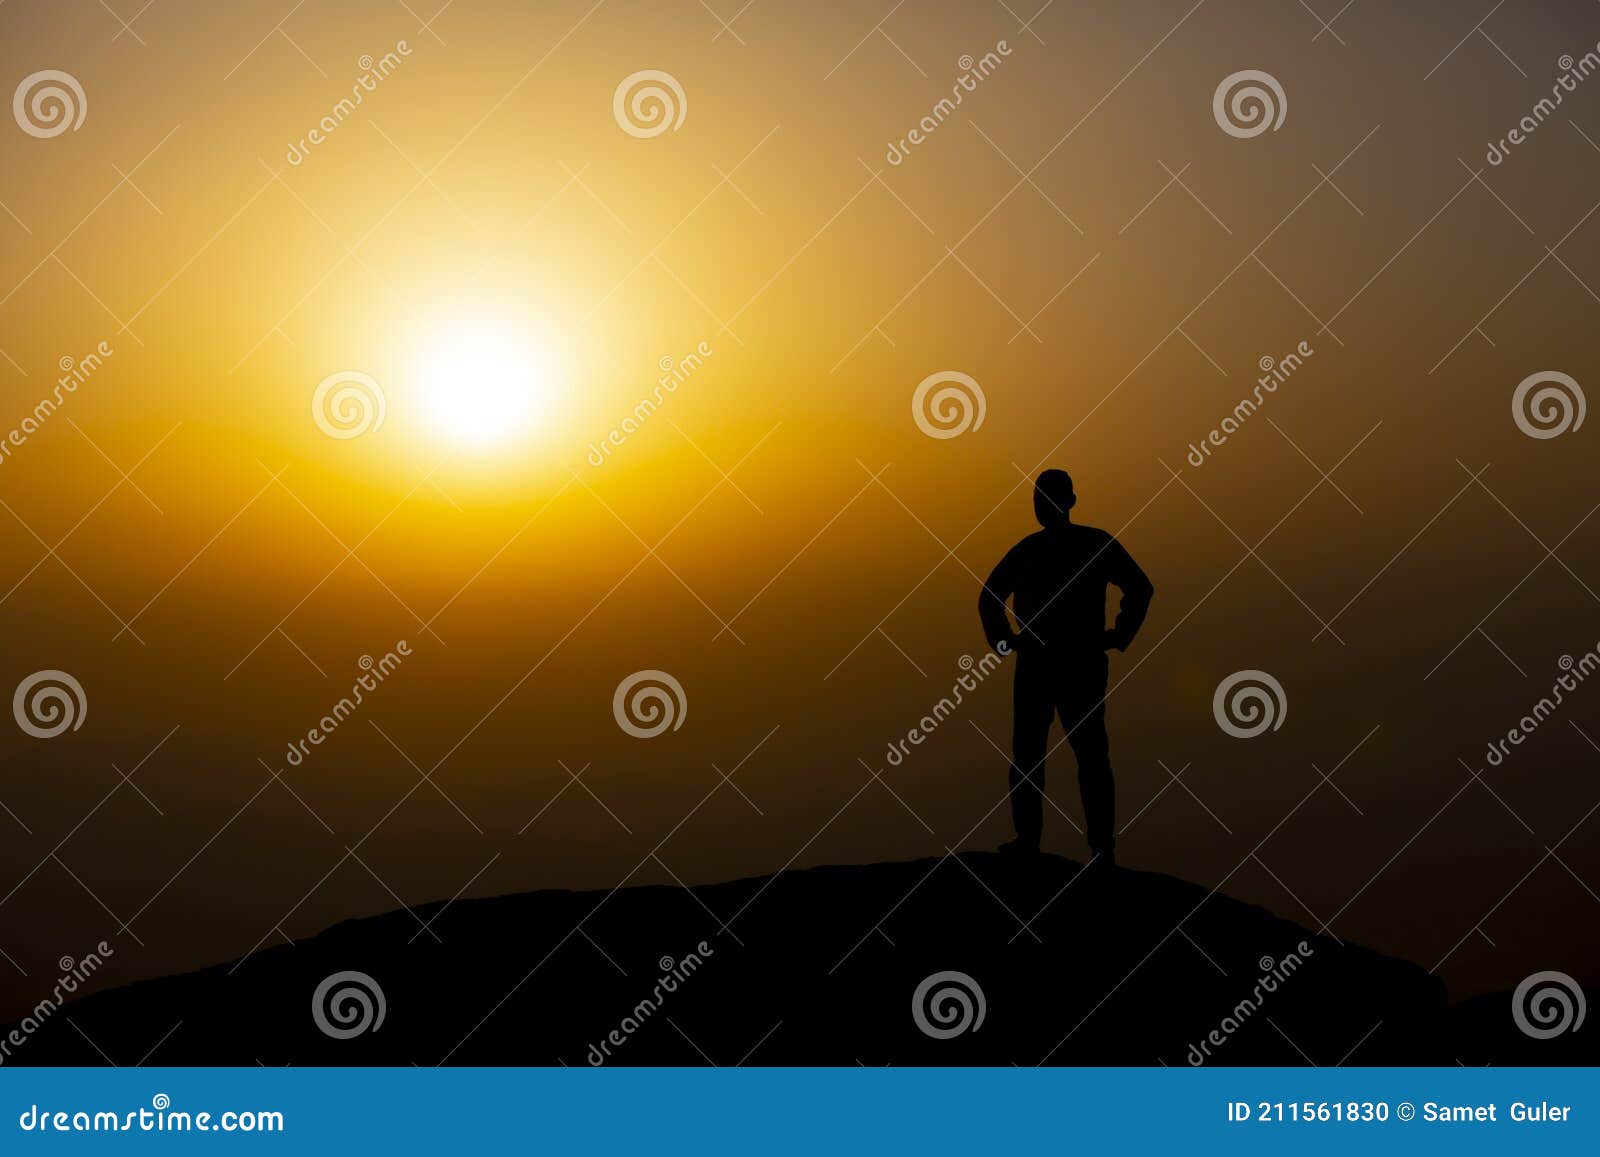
[1088,849,1117,871]
[998,838,1040,857]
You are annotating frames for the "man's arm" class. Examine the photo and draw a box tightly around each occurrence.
[1104,537,1154,652]
[978,548,1020,653]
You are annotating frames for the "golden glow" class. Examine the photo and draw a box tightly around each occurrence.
[2,0,1593,1023]
[407,307,563,448]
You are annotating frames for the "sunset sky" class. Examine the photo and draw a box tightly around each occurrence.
[1,0,1598,1022]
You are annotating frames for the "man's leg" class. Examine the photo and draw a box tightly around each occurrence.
[1061,658,1115,858]
[1009,658,1053,848]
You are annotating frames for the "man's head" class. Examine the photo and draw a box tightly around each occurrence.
[1033,469,1076,528]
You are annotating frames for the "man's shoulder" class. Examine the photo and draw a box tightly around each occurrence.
[1006,526,1121,568]
[1009,529,1056,553]
[1012,525,1115,548]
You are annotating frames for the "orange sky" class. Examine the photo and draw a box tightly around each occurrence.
[1,0,1598,1020]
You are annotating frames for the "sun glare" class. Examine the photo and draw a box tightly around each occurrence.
[409,311,561,448]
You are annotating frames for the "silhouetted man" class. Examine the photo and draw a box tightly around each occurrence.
[978,469,1153,865]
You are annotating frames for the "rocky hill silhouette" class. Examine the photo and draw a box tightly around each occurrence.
[8,853,1586,1065]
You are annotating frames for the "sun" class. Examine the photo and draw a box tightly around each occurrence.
[408,309,562,448]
